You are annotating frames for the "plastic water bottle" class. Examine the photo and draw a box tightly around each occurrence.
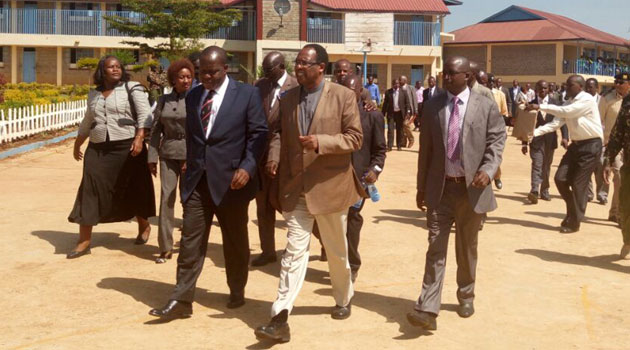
[351,198,363,209]
[367,183,380,202]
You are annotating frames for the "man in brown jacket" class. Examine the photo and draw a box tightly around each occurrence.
[251,51,298,267]
[255,44,364,343]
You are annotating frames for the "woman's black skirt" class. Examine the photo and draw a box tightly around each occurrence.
[68,138,156,226]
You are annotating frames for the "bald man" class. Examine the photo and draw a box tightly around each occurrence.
[150,46,268,318]
[251,51,298,266]
[334,59,376,110]
[526,75,604,233]
[408,56,505,330]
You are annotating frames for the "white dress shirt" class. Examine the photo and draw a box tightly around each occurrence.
[199,76,230,139]
[533,91,603,141]
[445,87,470,177]
[270,71,288,108]
[393,88,400,112]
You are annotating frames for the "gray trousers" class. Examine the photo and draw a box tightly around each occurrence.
[415,180,484,316]
[529,136,555,194]
[157,158,183,253]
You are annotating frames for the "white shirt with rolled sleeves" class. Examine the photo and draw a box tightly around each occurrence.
[533,91,603,141]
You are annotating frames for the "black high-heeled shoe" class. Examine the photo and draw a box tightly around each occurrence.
[67,247,91,259]
[134,232,150,245]
[155,251,173,264]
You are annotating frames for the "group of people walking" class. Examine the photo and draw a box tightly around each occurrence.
[64,42,630,342]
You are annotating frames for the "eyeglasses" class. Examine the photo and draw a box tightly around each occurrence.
[294,59,319,68]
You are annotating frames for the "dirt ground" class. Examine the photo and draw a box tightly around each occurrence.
[1,134,628,349]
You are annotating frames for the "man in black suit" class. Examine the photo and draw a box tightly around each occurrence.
[420,76,444,119]
[521,80,569,204]
[150,46,268,318]
[382,79,410,151]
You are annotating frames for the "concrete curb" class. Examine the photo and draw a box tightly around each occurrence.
[0,131,77,160]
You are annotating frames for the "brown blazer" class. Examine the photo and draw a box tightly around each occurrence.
[255,73,299,141]
[268,81,366,215]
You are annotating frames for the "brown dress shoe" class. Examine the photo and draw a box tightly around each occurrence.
[406,310,437,330]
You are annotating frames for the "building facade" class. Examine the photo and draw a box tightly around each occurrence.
[443,6,630,87]
[0,0,458,92]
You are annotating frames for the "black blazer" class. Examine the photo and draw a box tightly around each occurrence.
[382,88,410,117]
[422,86,443,103]
[183,79,268,206]
[352,104,387,179]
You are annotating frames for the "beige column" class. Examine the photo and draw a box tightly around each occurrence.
[10,0,17,33]
[56,46,62,86]
[255,40,264,79]
[101,2,107,35]
[555,42,563,78]
[486,44,492,73]
[10,45,17,84]
[55,1,62,35]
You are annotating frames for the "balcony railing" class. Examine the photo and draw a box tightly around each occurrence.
[0,8,255,40]
[394,21,440,46]
[563,58,630,77]
[307,18,344,44]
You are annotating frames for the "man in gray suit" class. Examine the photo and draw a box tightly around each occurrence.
[407,56,506,331]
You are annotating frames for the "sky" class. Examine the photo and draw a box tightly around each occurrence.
[445,1,630,39]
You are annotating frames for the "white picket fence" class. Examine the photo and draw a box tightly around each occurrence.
[0,100,87,144]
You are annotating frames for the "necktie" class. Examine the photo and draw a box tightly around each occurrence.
[447,96,461,160]
[200,90,215,134]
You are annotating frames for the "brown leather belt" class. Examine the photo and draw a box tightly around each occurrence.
[445,176,466,183]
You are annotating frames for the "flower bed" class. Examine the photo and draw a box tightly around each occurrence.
[0,83,91,110]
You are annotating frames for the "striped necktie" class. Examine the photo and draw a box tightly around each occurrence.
[200,90,216,134]
[447,96,461,160]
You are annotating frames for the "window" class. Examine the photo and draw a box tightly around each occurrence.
[68,2,93,10]
[0,47,4,63]
[70,48,94,64]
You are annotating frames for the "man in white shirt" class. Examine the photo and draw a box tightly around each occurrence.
[526,75,604,233]
[525,83,536,102]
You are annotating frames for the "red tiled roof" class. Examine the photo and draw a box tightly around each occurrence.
[310,0,450,14]
[448,6,629,46]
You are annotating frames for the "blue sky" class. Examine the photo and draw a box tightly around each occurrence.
[444,1,630,39]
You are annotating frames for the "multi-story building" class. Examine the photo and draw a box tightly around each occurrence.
[444,5,630,87]
[0,0,460,92]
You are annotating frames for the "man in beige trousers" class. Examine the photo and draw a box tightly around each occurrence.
[255,43,365,343]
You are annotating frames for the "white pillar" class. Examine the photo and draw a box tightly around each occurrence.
[11,45,17,84]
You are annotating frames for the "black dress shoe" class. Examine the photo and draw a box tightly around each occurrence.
[397,146,402,151]
[149,300,192,318]
[561,217,570,228]
[560,226,579,234]
[255,320,291,343]
[387,147,392,152]
[540,192,551,201]
[527,191,539,204]
[66,248,91,259]
[608,215,620,223]
[251,253,277,267]
[494,179,503,190]
[331,301,351,320]
[134,232,149,245]
[227,293,245,309]
[457,302,474,318]
[406,310,437,330]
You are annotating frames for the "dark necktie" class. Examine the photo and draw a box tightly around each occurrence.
[200,90,215,134]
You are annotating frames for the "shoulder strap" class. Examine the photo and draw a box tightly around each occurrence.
[125,82,138,121]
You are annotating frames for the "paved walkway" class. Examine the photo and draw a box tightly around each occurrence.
[1,135,627,349]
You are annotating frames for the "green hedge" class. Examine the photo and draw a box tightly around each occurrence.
[0,83,91,110]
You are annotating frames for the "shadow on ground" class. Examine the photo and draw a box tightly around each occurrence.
[516,248,628,274]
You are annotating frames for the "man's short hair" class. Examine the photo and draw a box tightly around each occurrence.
[586,77,599,87]
[303,44,329,66]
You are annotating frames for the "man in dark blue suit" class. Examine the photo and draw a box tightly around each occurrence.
[150,46,268,318]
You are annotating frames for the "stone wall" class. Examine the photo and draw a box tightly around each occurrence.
[262,0,300,40]
[344,12,393,52]
[491,44,556,76]
[443,45,487,70]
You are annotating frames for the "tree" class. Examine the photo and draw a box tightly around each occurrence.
[104,0,242,62]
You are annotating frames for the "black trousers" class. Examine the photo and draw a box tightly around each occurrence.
[313,199,364,273]
[554,138,602,230]
[386,111,404,149]
[171,176,250,302]
[255,171,276,255]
